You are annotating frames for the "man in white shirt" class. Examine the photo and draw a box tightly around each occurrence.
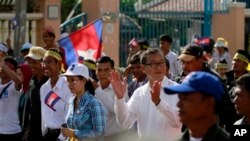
[110,48,182,140]
[0,57,22,141]
[159,34,182,77]
[94,56,128,140]
[40,49,71,141]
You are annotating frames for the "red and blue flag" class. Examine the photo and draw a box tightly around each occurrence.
[44,91,61,111]
[58,19,103,66]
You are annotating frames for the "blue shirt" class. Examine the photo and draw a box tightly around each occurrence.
[67,91,106,139]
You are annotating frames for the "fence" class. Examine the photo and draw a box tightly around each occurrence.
[119,0,232,66]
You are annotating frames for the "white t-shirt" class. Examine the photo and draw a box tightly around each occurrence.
[0,81,21,134]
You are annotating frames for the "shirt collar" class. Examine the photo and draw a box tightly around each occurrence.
[48,76,66,89]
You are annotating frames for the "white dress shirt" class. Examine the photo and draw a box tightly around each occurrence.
[114,76,182,140]
[40,76,72,135]
[165,51,182,77]
[95,83,129,136]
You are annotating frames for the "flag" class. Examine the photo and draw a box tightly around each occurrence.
[44,91,61,111]
[58,19,103,66]
[10,17,17,30]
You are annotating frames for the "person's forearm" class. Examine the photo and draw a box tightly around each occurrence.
[2,64,22,90]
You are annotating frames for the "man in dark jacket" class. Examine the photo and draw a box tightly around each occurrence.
[164,71,229,141]
[225,49,250,101]
[174,44,236,132]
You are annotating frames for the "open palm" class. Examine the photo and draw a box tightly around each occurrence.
[109,70,127,99]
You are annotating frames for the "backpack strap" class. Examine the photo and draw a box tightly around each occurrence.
[0,82,13,99]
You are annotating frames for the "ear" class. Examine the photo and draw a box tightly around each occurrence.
[141,64,146,73]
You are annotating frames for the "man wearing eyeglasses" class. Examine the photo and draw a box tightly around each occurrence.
[175,44,236,132]
[110,48,182,140]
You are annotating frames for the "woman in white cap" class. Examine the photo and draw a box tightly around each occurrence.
[214,38,232,70]
[61,63,106,141]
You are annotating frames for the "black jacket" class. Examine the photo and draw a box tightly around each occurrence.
[177,124,229,141]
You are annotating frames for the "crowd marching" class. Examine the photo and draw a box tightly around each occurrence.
[0,26,250,141]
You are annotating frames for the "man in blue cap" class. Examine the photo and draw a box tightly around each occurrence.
[164,71,229,141]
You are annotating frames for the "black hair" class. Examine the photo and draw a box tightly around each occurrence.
[236,73,250,93]
[165,57,170,69]
[3,56,18,71]
[47,48,64,63]
[78,76,95,96]
[219,59,228,64]
[84,59,98,81]
[43,32,55,38]
[138,40,149,50]
[200,37,215,54]
[140,48,164,65]
[129,53,141,65]
[96,56,115,69]
[235,49,250,62]
[159,34,173,44]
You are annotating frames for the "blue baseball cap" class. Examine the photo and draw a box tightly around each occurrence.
[0,43,8,53]
[163,71,225,101]
[21,42,32,52]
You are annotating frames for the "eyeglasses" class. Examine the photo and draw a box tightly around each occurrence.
[145,61,165,68]
[67,78,81,85]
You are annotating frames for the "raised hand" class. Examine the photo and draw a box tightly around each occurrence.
[109,70,127,99]
[150,80,161,105]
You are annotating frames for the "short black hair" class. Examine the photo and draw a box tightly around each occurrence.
[140,48,164,65]
[138,40,149,50]
[235,50,250,62]
[3,56,18,71]
[236,73,250,93]
[159,34,172,44]
[96,56,115,69]
[165,58,170,69]
[129,53,141,65]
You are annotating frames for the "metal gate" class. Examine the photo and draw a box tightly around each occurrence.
[119,0,231,67]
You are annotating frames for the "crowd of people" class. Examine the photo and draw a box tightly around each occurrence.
[0,26,249,141]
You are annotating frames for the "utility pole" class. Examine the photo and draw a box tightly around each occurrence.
[14,0,27,57]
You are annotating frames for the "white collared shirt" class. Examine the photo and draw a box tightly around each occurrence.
[40,76,72,134]
[166,51,182,77]
[114,76,182,140]
[95,83,129,136]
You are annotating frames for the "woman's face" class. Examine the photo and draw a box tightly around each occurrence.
[66,76,86,95]
[43,33,55,47]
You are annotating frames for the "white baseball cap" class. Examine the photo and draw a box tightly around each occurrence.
[62,63,89,80]
[214,38,228,48]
